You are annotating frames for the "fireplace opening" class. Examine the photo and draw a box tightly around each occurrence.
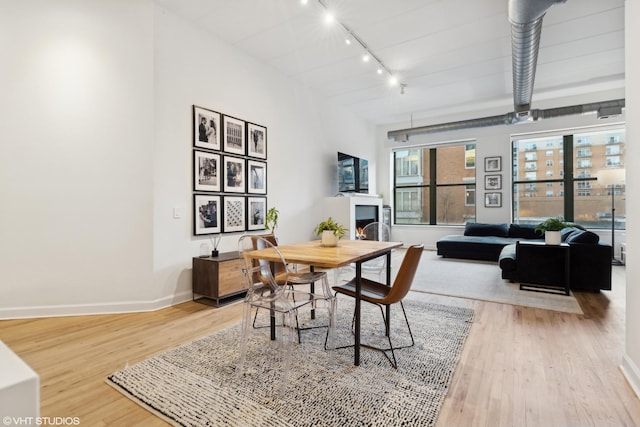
[355,205,378,239]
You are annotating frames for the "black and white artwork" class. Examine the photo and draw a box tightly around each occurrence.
[223,196,246,233]
[484,174,502,190]
[485,192,502,208]
[223,115,245,155]
[484,156,502,172]
[223,156,245,193]
[194,194,221,235]
[247,197,267,231]
[194,150,220,192]
[247,123,267,159]
[247,160,267,194]
[193,106,220,151]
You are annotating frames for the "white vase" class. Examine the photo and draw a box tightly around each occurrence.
[321,230,338,247]
[545,230,561,245]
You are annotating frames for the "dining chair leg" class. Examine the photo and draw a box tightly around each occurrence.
[236,301,253,377]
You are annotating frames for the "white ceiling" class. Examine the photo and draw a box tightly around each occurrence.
[154,0,625,125]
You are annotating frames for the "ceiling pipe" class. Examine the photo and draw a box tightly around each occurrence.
[387,99,625,142]
[509,0,566,116]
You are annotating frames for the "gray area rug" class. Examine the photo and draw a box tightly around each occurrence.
[408,250,583,314]
[106,299,474,426]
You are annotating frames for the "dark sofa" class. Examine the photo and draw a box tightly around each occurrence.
[437,223,612,292]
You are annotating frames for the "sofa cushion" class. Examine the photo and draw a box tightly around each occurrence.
[566,230,600,244]
[464,222,509,237]
[498,244,517,272]
[508,224,541,240]
[560,227,579,242]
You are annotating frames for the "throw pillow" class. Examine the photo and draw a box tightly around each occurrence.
[464,222,509,237]
[566,230,600,244]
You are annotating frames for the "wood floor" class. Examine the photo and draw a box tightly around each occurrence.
[1,265,638,426]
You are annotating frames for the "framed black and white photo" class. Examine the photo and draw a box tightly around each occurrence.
[247,123,267,159]
[194,150,220,192]
[222,156,246,193]
[484,156,502,172]
[247,160,267,194]
[194,194,221,235]
[484,192,502,208]
[247,197,267,231]
[222,196,246,233]
[484,174,502,190]
[193,106,220,151]
[223,115,245,155]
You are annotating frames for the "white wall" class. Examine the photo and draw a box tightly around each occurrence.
[0,1,375,318]
[151,6,375,302]
[0,0,156,318]
[621,0,640,399]
[375,91,626,250]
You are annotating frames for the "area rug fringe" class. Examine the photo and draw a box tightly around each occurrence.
[106,300,474,427]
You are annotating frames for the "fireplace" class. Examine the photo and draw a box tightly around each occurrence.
[355,205,378,238]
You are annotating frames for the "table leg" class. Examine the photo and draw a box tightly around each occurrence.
[355,261,362,366]
[385,251,391,337]
[310,265,316,320]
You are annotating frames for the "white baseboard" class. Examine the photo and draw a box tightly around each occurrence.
[621,353,640,399]
[0,291,194,320]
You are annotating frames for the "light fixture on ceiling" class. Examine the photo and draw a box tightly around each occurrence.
[309,0,405,91]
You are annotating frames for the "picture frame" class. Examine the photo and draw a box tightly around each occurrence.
[222,196,246,233]
[222,156,246,193]
[194,194,221,235]
[484,192,502,208]
[484,156,502,172]
[193,106,221,151]
[194,150,221,192]
[223,115,246,155]
[484,174,502,190]
[247,159,267,194]
[247,197,267,231]
[247,122,267,159]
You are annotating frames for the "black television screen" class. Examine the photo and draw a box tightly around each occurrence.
[338,152,368,193]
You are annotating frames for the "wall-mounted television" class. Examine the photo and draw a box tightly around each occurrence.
[338,152,368,194]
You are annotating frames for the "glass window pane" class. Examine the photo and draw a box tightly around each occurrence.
[395,149,428,186]
[436,186,475,224]
[436,145,475,185]
[394,188,429,224]
[513,183,563,224]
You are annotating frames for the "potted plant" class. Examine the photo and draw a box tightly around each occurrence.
[535,216,571,245]
[314,217,346,247]
[265,207,279,234]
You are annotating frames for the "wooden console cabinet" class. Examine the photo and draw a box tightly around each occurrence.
[192,252,247,306]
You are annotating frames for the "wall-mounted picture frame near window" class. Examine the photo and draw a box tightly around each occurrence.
[247,122,267,159]
[484,156,502,172]
[194,150,220,192]
[223,155,246,193]
[194,194,221,235]
[247,159,267,194]
[484,192,502,208]
[247,197,267,231]
[193,106,221,151]
[223,115,245,155]
[222,196,246,233]
[484,174,502,190]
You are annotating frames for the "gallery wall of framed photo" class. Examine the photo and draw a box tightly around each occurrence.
[192,105,268,236]
[483,156,502,208]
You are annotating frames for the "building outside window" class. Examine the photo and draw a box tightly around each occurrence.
[394,143,476,225]
[512,128,625,229]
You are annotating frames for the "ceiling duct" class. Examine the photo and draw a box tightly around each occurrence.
[509,0,566,115]
[387,99,625,142]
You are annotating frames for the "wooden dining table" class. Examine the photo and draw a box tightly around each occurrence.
[243,239,403,366]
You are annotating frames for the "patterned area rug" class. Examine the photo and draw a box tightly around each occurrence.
[106,300,474,427]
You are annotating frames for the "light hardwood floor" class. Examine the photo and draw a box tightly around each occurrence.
[1,265,638,426]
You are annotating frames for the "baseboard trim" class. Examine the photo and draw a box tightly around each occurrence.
[0,291,194,320]
[621,353,640,399]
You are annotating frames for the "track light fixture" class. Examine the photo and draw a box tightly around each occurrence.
[307,0,405,91]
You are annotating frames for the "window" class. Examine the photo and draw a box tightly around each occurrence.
[393,143,476,225]
[512,128,625,229]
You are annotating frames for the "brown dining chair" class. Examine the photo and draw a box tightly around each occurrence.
[332,244,424,368]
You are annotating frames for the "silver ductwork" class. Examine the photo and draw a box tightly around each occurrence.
[387,99,625,142]
[509,0,566,114]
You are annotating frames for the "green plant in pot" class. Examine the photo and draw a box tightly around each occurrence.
[535,216,571,245]
[314,217,346,247]
[265,207,279,234]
